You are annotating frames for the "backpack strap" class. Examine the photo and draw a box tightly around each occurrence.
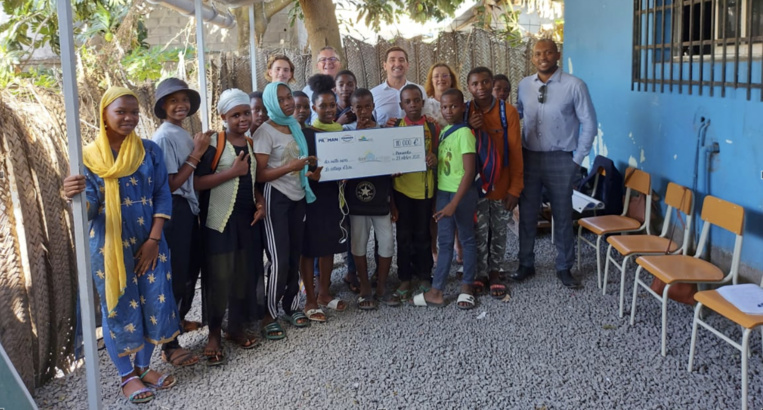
[463,101,471,124]
[440,123,469,143]
[210,131,226,172]
[498,100,510,167]
[426,120,439,153]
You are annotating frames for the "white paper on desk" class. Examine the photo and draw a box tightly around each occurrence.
[315,126,427,181]
[717,284,763,314]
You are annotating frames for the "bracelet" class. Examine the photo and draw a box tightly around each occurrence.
[148,237,161,243]
[184,161,197,170]
[188,154,201,162]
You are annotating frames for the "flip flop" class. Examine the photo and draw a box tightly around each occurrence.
[120,375,154,404]
[357,295,378,310]
[489,283,508,300]
[282,311,310,328]
[161,347,199,367]
[386,288,412,306]
[180,320,202,332]
[138,369,177,391]
[319,298,348,312]
[473,277,488,296]
[224,332,260,350]
[456,293,476,310]
[305,308,327,323]
[262,322,286,341]
[380,292,402,307]
[343,276,360,293]
[203,348,227,366]
[409,292,444,307]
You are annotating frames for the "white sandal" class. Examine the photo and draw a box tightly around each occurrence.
[410,293,444,307]
[304,308,326,323]
[456,293,476,310]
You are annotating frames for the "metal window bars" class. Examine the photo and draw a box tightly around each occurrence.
[632,0,763,100]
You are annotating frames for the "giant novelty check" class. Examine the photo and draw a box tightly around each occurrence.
[315,126,427,181]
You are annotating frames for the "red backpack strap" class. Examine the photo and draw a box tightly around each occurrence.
[426,120,439,153]
[210,131,226,172]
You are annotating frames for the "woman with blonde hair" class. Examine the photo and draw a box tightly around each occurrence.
[265,54,296,84]
[422,62,460,127]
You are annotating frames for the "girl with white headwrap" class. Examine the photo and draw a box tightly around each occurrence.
[194,88,265,364]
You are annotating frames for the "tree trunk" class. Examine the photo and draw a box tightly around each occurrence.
[234,0,292,54]
[298,0,345,62]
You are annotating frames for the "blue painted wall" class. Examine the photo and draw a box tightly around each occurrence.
[565,1,763,271]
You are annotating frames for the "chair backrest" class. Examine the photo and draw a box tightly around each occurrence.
[624,167,651,196]
[664,182,693,216]
[658,183,694,255]
[621,167,653,234]
[695,195,745,284]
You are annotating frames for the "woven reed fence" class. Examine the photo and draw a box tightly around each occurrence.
[0,30,540,393]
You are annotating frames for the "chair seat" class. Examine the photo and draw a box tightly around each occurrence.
[695,290,763,329]
[607,235,680,256]
[579,215,641,235]
[636,255,724,284]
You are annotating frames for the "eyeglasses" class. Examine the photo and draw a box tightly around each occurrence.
[318,57,340,64]
[433,74,451,79]
[537,84,547,104]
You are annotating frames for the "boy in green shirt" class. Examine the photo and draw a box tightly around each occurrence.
[411,88,478,310]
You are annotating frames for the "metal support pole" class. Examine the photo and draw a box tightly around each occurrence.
[56,0,102,408]
[249,5,258,91]
[195,0,209,130]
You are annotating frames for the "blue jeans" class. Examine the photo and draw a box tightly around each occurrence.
[432,187,478,291]
[518,150,579,271]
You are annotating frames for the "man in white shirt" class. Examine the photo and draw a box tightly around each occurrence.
[371,46,425,127]
[303,46,343,101]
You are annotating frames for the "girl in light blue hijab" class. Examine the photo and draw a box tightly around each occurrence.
[252,82,318,339]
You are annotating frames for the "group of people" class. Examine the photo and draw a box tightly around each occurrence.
[62,39,596,404]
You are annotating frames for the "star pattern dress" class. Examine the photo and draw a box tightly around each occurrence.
[84,139,180,357]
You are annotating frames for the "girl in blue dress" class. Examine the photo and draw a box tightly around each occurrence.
[64,87,179,404]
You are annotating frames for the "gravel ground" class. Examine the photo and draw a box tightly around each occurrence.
[33,229,763,409]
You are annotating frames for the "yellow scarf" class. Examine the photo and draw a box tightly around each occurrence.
[83,87,145,314]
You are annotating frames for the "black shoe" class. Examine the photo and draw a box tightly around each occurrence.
[510,265,535,281]
[557,269,581,289]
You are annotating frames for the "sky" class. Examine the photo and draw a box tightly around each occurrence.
[335,1,478,42]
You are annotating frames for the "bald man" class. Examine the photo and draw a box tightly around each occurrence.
[513,39,597,289]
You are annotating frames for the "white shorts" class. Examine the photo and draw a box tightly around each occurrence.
[350,214,394,258]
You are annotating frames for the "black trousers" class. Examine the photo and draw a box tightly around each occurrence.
[164,196,202,321]
[393,190,433,282]
[262,183,305,318]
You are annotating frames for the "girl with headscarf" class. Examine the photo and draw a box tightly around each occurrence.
[63,87,178,404]
[253,82,317,339]
[194,88,265,364]
[299,74,348,323]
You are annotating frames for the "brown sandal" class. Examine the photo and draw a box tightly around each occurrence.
[180,320,202,332]
[224,332,260,349]
[162,347,199,367]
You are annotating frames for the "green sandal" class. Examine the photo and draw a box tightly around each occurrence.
[262,322,286,340]
[282,311,310,328]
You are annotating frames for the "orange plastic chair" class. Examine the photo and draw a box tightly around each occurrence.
[577,167,652,289]
[630,195,745,356]
[603,182,693,317]
[688,280,763,410]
